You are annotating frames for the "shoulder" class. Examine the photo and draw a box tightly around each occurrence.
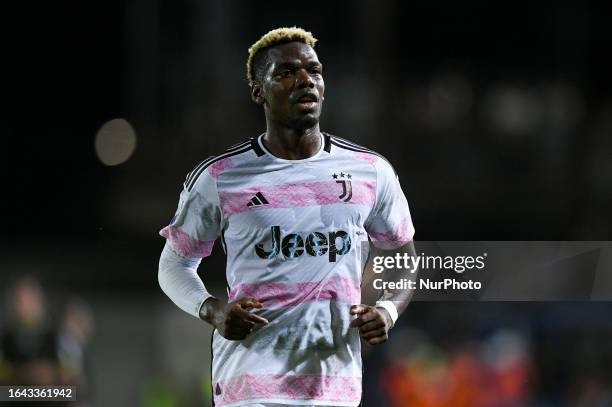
[325,133,397,176]
[183,137,265,191]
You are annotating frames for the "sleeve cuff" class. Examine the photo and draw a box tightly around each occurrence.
[375,300,398,325]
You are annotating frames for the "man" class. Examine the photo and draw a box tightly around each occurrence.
[1,277,60,386]
[159,27,416,407]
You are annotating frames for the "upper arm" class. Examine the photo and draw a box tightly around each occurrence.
[365,160,415,249]
[159,167,222,258]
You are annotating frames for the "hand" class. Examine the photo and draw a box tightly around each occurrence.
[200,297,268,340]
[349,304,393,346]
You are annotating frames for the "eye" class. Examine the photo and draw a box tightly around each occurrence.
[278,69,295,78]
[310,64,323,74]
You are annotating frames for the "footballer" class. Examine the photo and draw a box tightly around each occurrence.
[158,27,416,407]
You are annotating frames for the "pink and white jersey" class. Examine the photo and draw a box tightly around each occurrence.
[160,133,414,406]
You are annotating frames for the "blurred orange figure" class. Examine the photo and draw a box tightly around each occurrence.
[381,339,531,407]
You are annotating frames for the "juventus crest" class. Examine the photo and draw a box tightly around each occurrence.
[332,172,352,202]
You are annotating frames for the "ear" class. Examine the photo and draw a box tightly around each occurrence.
[251,82,265,106]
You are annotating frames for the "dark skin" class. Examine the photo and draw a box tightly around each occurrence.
[252,41,324,160]
[200,41,393,345]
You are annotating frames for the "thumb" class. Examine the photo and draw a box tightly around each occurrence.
[350,304,368,315]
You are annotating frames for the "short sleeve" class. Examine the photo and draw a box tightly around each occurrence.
[159,167,222,258]
[365,160,415,249]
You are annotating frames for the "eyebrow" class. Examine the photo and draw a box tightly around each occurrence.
[273,60,323,71]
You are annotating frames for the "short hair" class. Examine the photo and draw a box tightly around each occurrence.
[246,26,317,87]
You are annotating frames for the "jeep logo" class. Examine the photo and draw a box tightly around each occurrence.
[255,226,351,262]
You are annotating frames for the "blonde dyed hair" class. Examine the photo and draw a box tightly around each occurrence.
[246,26,317,86]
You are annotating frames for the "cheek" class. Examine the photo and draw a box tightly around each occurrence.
[267,83,291,102]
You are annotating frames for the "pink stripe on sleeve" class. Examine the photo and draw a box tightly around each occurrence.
[213,374,361,406]
[229,276,360,308]
[159,226,216,258]
[368,216,415,248]
[219,180,375,216]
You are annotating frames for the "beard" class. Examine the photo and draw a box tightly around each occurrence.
[290,113,319,131]
[265,103,322,131]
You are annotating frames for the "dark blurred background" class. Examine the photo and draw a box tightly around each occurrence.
[2,0,612,406]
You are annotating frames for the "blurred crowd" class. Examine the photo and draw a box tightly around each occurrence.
[380,328,531,407]
[363,302,612,407]
[0,276,94,406]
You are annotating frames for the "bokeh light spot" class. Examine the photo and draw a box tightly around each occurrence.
[94,118,137,166]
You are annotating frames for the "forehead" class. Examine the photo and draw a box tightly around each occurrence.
[266,41,320,66]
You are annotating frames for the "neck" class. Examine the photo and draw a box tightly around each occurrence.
[262,123,321,160]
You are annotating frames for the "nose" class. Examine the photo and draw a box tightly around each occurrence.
[296,68,314,89]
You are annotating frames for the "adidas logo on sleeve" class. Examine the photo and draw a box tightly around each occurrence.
[246,192,269,207]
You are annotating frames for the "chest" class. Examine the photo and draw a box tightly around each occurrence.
[217,160,376,236]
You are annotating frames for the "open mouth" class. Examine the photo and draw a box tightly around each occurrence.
[295,94,318,109]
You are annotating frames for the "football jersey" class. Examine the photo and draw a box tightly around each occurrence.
[159,133,415,406]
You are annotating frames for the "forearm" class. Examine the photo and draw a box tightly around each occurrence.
[374,241,418,325]
[158,242,213,319]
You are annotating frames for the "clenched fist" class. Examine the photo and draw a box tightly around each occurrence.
[349,304,393,345]
[200,297,268,340]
